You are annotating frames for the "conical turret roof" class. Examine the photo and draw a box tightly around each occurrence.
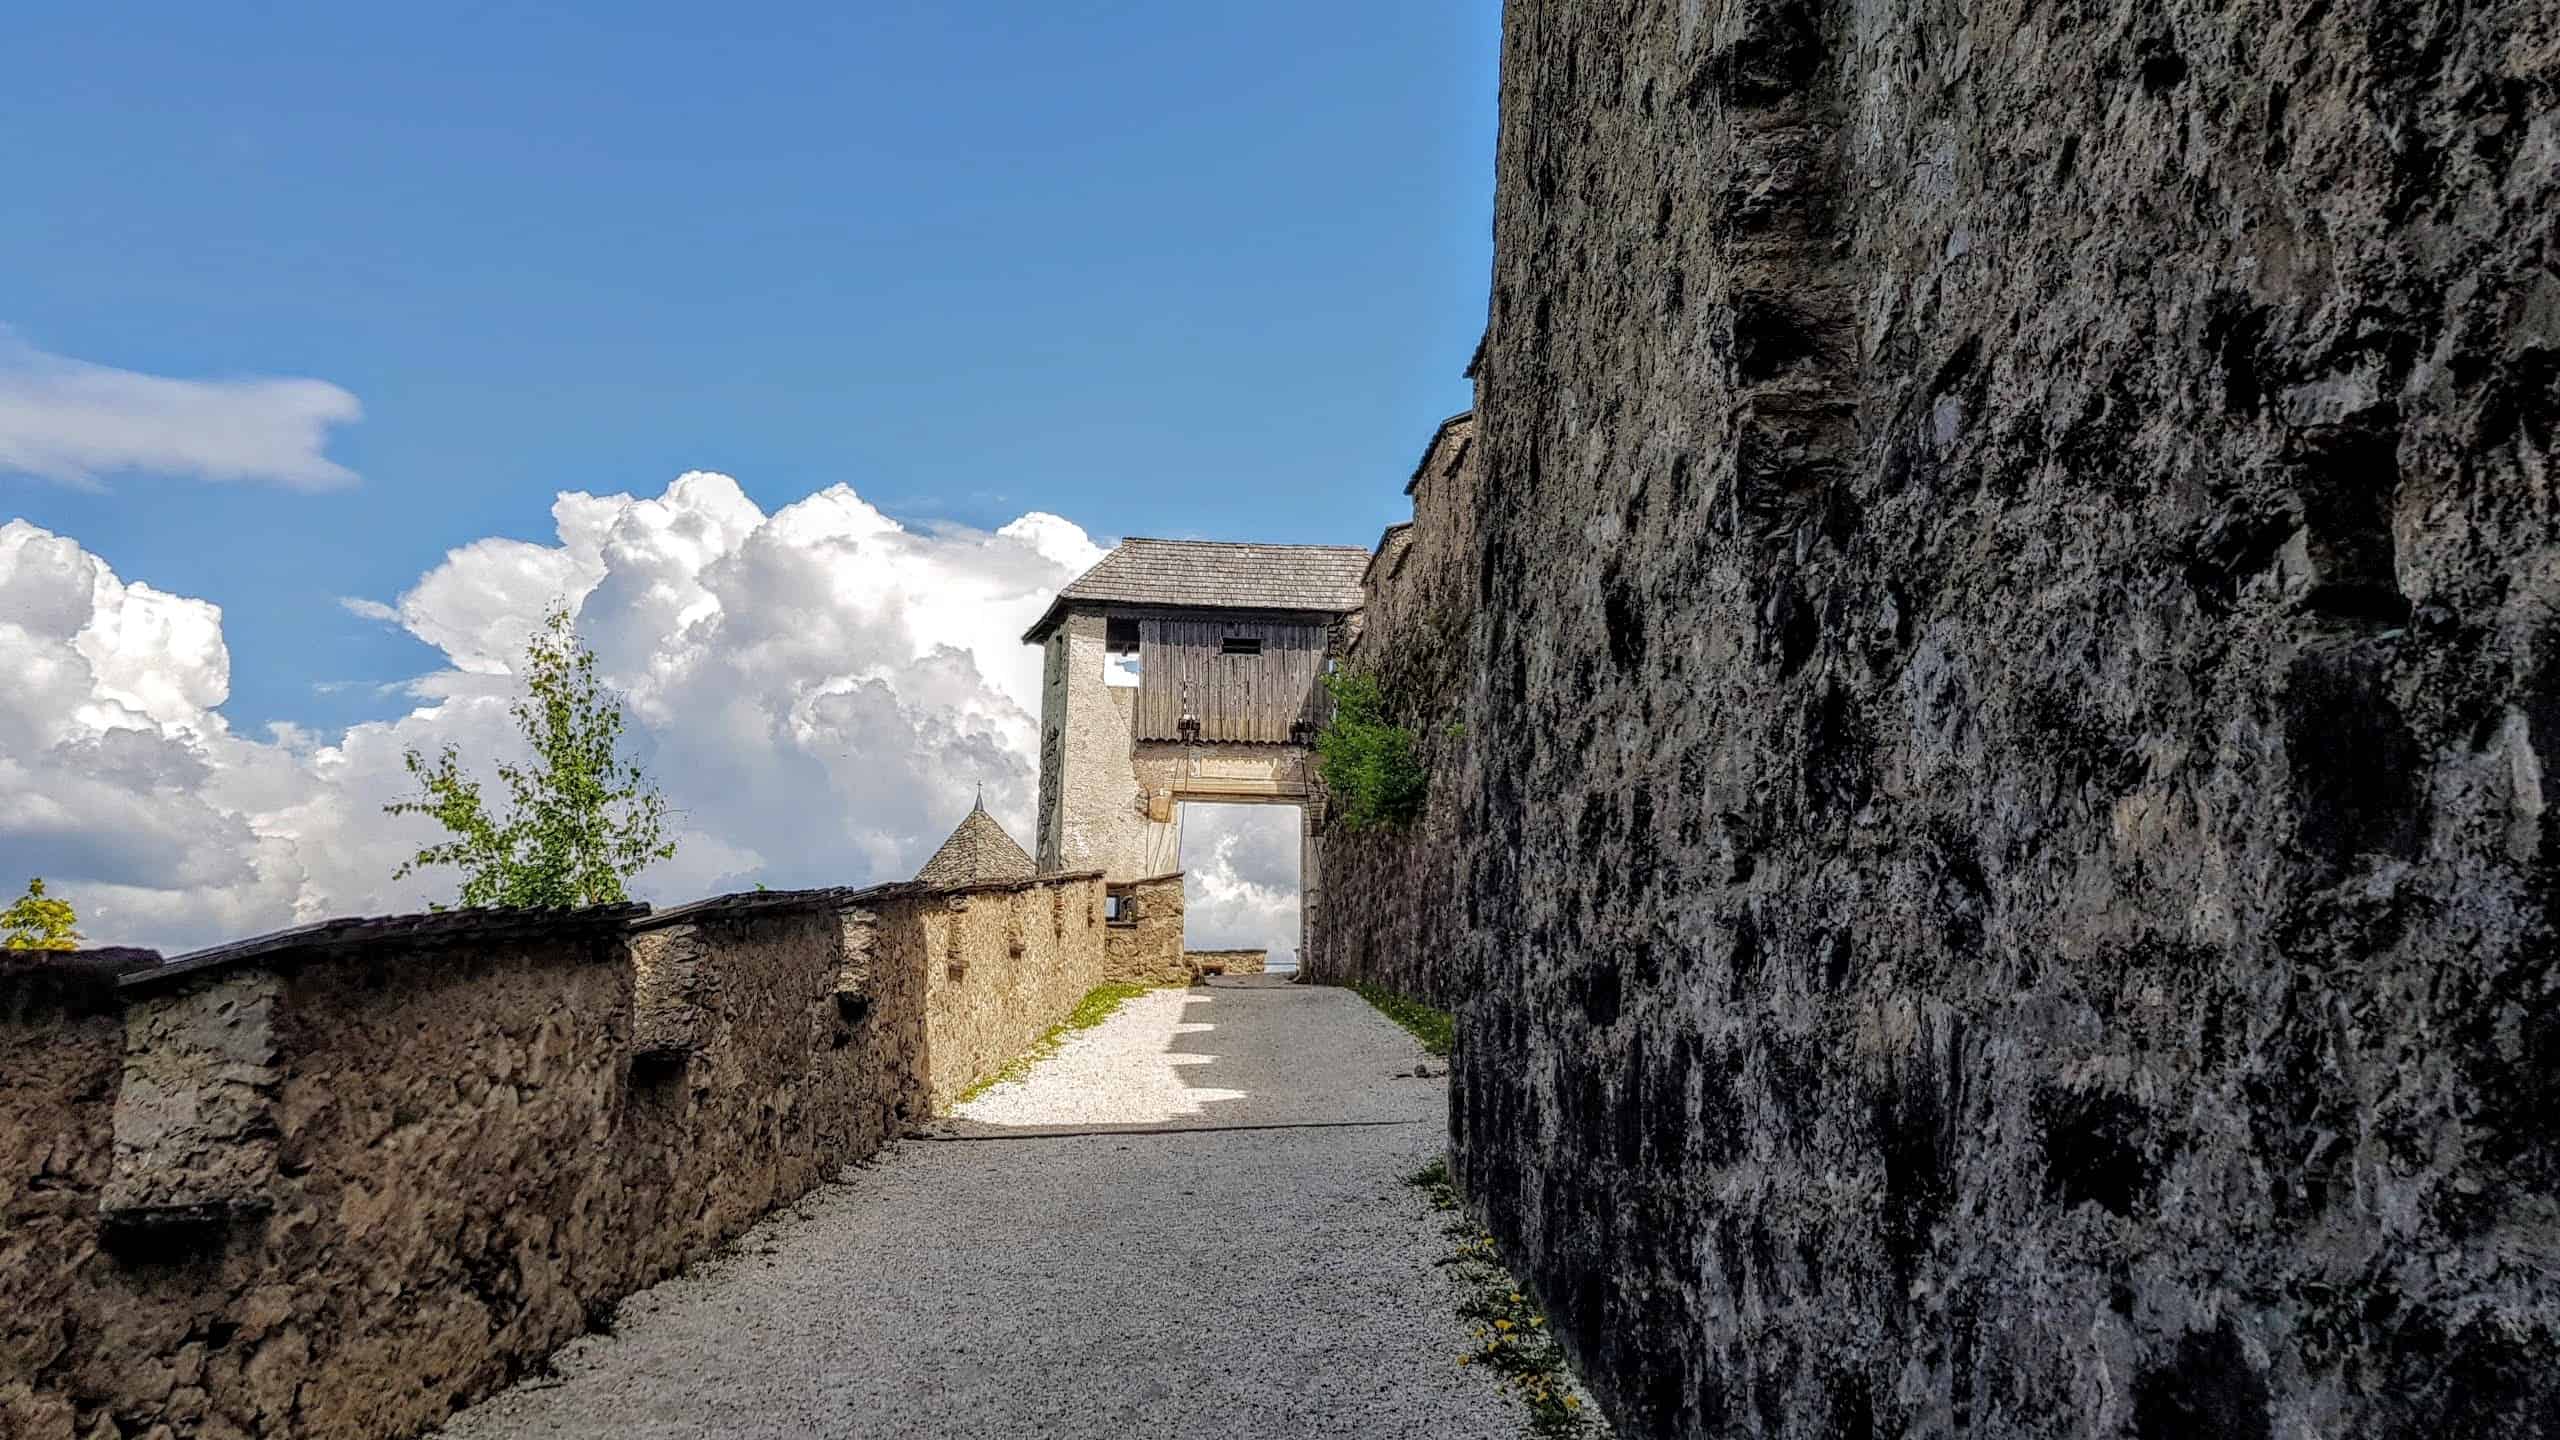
[915,796,1037,889]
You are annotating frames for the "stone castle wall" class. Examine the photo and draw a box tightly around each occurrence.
[1,871,1109,1440]
[1183,948,1267,976]
[1306,413,1484,1009]
[1441,1,2560,1435]
[0,953,151,1440]
[911,871,1111,1109]
[1102,872,1189,986]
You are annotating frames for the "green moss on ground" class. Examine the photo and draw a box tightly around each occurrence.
[1347,981,1455,1057]
[1406,1157,1603,1437]
[956,981,1166,1104]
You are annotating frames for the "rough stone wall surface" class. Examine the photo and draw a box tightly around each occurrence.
[617,905,915,1279]
[0,956,138,1438]
[5,933,639,1440]
[835,899,929,1144]
[0,894,926,1440]
[1452,3,2560,1437]
[1039,613,1181,878]
[1103,873,1189,985]
[104,968,285,1226]
[902,872,1109,1109]
[1184,948,1268,976]
[1309,412,1485,1009]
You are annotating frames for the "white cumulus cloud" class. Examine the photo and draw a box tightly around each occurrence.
[0,474,1310,965]
[0,330,361,490]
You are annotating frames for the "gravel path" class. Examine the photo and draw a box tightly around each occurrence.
[436,976,1510,1440]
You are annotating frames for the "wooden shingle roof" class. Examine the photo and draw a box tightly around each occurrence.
[1022,538,1372,642]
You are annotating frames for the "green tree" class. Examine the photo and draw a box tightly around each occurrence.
[1315,669,1429,831]
[386,606,675,908]
[2,877,81,951]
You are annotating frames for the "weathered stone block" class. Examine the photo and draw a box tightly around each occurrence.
[629,924,716,1060]
[104,971,282,1232]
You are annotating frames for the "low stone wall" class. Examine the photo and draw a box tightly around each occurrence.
[0,870,1107,1440]
[891,870,1110,1110]
[618,890,925,1277]
[1184,949,1266,976]
[1100,872,1186,985]
[4,911,651,1440]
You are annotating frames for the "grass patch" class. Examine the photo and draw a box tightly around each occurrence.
[955,981,1164,1104]
[1347,980,1455,1057]
[1406,1157,1602,1437]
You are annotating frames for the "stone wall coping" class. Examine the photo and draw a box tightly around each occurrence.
[916,868,1106,900]
[1361,521,1416,592]
[627,883,907,934]
[1108,871,1186,889]
[0,946,165,1006]
[1404,409,1475,495]
[125,905,649,996]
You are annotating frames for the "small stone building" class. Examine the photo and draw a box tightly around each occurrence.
[1022,538,1369,960]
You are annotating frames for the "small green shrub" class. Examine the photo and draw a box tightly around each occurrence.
[1316,669,1428,830]
[3,877,79,951]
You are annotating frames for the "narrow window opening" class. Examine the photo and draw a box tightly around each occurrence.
[1221,637,1263,656]
[1104,617,1142,687]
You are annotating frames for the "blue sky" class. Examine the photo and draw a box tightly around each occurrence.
[3,0,1497,737]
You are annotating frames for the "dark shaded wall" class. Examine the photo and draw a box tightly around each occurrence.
[1454,1,2559,1435]
[1309,413,1486,1009]
[0,952,155,1435]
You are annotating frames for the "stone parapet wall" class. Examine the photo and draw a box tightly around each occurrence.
[896,870,1109,1110]
[0,870,1110,1440]
[1101,872,1187,985]
[1446,2,2560,1435]
[618,894,923,1277]
[3,913,647,1440]
[1183,949,1266,976]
